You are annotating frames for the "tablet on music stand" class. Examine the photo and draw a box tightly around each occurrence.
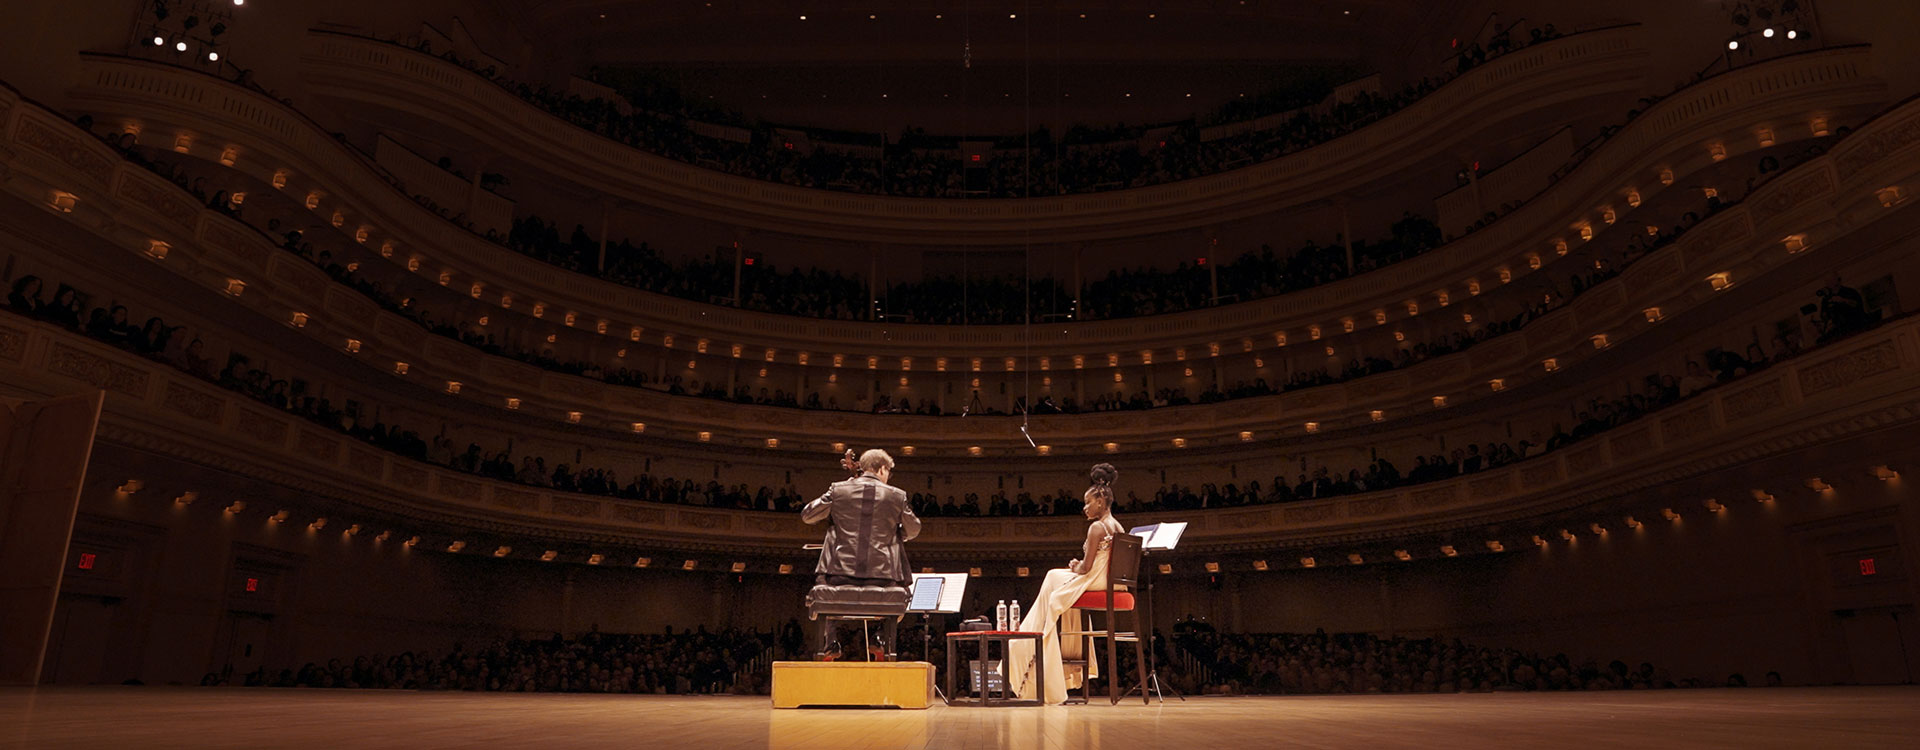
[907,572,969,614]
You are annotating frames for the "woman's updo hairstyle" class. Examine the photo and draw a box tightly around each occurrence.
[1087,463,1118,503]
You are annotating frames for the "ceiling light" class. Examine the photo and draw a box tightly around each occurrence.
[1787,29,1798,39]
[1763,28,1775,37]
[1728,40,1740,50]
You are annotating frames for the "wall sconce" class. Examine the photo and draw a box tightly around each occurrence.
[1811,117,1830,137]
[115,479,146,495]
[1578,225,1594,241]
[1432,395,1448,407]
[1300,557,1316,568]
[1486,540,1505,552]
[139,238,172,260]
[1527,254,1542,270]
[965,445,985,456]
[228,192,247,207]
[309,518,328,532]
[1238,431,1254,442]
[1176,348,1188,361]
[1755,127,1775,147]
[1004,358,1017,371]
[763,348,776,362]
[397,534,416,547]
[901,445,917,456]
[563,411,581,424]
[1348,553,1365,565]
[1558,529,1574,541]
[1871,465,1899,481]
[1103,442,1119,454]
[225,500,246,514]
[330,211,345,228]
[172,133,192,153]
[633,557,650,568]
[1782,234,1809,254]
[1542,358,1559,372]
[777,564,793,574]
[1467,280,1482,296]
[1439,545,1458,558]
[1752,489,1776,503]
[343,338,361,353]
[282,311,308,328]
[1253,560,1270,571]
[1405,301,1419,317]
[1626,190,1641,207]
[729,343,742,359]
[697,431,712,443]
[544,551,561,562]
[1878,186,1905,208]
[1625,516,1642,529]
[1208,343,1221,358]
[1591,334,1610,350]
[404,257,421,273]
[626,422,645,434]
[1183,367,1194,377]
[224,278,246,296]
[1254,357,1265,368]
[898,356,912,371]
[1553,240,1569,256]
[1805,477,1832,492]
[1647,225,1660,236]
[1702,187,1719,199]
[1393,550,1412,562]
[968,567,982,577]
[493,546,512,558]
[174,491,199,506]
[1435,290,1451,307]
[865,355,876,369]
[447,541,466,553]
[1488,379,1505,392]
[544,334,556,344]
[1204,562,1221,573]
[1277,331,1291,346]
[1703,498,1725,512]
[305,191,323,209]
[387,361,408,376]
[269,170,289,189]
[1589,523,1607,536]
[1036,445,1052,456]
[1170,438,1188,449]
[355,227,370,244]
[1662,508,1680,522]
[1659,168,1675,185]
[1601,209,1616,225]
[1324,345,1336,357]
[1393,331,1406,342]
[1499,268,1514,284]
[1708,143,1727,161]
[1532,535,1546,547]
[585,554,604,566]
[1371,310,1388,326]
[445,381,462,394]
[1462,313,1474,324]
[270,510,290,524]
[532,303,548,319]
[1706,272,1733,291]
[1341,319,1356,333]
[763,437,779,449]
[1643,307,1663,323]
[1304,422,1320,433]
[48,190,78,213]
[504,397,521,410]
[1370,410,1385,422]
[1074,354,1086,368]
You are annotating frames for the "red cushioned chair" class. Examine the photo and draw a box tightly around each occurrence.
[1061,532,1148,705]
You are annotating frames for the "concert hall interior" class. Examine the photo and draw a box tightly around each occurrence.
[2,0,1919,747]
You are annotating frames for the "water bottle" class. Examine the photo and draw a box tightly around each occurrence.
[996,600,1008,631]
[1009,600,1022,629]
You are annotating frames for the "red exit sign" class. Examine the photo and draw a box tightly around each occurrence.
[76,553,96,571]
[244,577,260,593]
[1859,558,1877,576]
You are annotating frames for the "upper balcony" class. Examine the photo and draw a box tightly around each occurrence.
[60,46,1887,368]
[296,26,1649,245]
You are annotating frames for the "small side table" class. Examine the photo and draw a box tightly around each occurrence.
[945,630,1045,706]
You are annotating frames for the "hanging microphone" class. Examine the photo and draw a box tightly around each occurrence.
[1019,423,1036,448]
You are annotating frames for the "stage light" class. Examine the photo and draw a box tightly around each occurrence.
[1805,477,1832,492]
[494,546,512,557]
[208,51,219,61]
[544,551,560,562]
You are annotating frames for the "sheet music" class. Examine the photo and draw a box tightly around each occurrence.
[1129,521,1189,551]
[907,572,969,613]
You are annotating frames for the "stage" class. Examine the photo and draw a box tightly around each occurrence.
[1,686,1916,749]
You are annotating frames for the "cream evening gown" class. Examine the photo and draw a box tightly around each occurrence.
[1005,518,1125,704]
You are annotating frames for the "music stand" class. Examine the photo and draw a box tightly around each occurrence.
[907,573,968,701]
[1125,522,1189,703]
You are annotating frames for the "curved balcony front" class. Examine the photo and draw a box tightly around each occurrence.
[296,27,1650,245]
[61,47,1886,367]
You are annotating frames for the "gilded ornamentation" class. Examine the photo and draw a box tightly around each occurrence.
[1660,405,1715,444]
[235,412,287,445]
[1834,112,1920,178]
[490,489,541,512]
[1411,487,1457,508]
[1284,504,1339,523]
[297,431,339,463]
[1468,474,1511,499]
[438,477,480,500]
[611,504,667,524]
[0,326,29,362]
[47,343,150,396]
[1609,428,1654,461]
[1519,462,1563,488]
[1347,497,1401,517]
[161,381,222,422]
[116,173,200,229]
[553,498,602,518]
[13,116,114,184]
[350,449,385,478]
[1798,340,1901,398]
[389,465,427,489]
[1720,379,1784,423]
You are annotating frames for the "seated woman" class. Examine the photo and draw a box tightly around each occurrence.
[1006,463,1126,704]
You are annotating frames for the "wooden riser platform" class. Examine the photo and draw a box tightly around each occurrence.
[771,660,935,709]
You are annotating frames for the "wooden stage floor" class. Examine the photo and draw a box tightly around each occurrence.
[2,686,1916,749]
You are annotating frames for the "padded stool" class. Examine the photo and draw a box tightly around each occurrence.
[807,584,910,660]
